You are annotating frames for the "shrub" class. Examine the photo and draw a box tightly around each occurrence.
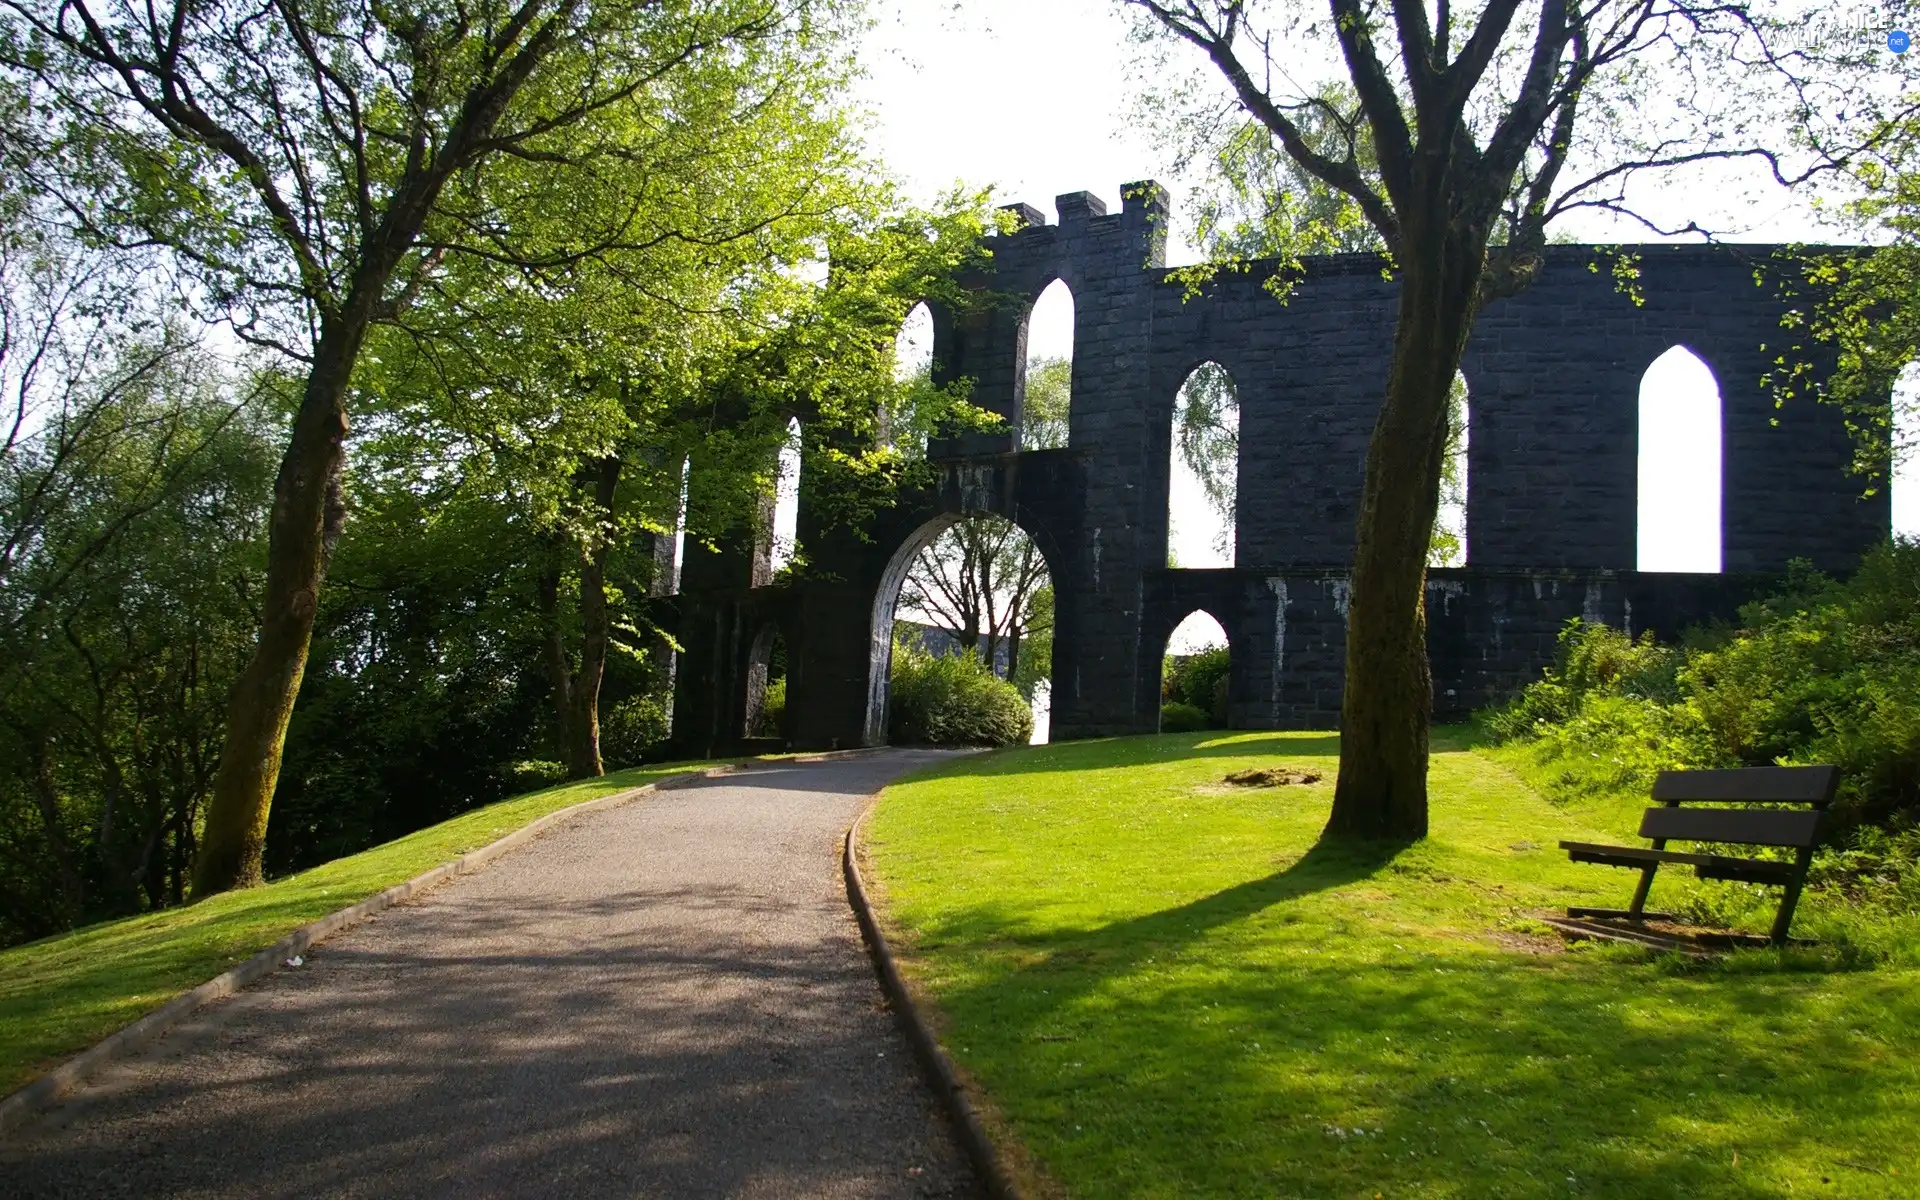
[506,760,569,790]
[598,694,672,768]
[1488,541,1920,831]
[889,640,1033,747]
[1163,645,1230,726]
[1160,701,1209,732]
[1806,819,1920,913]
[752,677,787,738]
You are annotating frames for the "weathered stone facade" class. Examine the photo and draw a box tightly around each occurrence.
[665,181,1887,756]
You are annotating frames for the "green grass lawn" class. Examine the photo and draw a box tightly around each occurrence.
[0,760,719,1096]
[865,730,1920,1199]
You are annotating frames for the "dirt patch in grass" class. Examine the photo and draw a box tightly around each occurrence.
[1222,766,1322,787]
[1486,929,1568,955]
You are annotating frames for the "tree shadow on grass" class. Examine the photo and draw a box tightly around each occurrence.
[940,729,1482,787]
[943,943,1910,1199]
[947,731,1343,780]
[920,833,1411,950]
[944,725,1483,782]
[913,830,1916,1198]
[882,728,1918,1193]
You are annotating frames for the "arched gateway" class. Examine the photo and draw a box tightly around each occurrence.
[659,182,1891,756]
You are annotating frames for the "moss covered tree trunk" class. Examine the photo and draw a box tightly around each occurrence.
[193,318,357,894]
[1325,206,1487,841]
[566,457,621,778]
[539,457,621,780]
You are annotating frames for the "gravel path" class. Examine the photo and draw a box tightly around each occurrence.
[1,751,977,1199]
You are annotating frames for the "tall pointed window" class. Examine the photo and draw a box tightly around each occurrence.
[1431,371,1468,566]
[670,455,688,594]
[1169,363,1238,568]
[1893,361,1920,540]
[882,302,935,455]
[1021,280,1073,450]
[895,302,933,381]
[769,417,801,575]
[1637,346,1723,572]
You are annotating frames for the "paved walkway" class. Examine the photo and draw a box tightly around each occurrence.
[2,751,977,1199]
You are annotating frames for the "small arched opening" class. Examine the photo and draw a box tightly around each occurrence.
[1168,362,1239,568]
[867,513,1055,746]
[1019,279,1073,450]
[1160,610,1231,732]
[1637,346,1723,572]
[743,623,788,740]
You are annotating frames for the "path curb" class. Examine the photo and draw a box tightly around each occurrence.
[0,764,733,1138]
[843,805,1022,1200]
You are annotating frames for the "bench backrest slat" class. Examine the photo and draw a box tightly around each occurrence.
[1650,766,1839,805]
[1638,805,1825,848]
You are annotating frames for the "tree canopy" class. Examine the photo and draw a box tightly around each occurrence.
[1769,99,1920,489]
[1127,0,1914,838]
[0,0,992,892]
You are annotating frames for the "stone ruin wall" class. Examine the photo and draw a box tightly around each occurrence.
[663,181,1888,755]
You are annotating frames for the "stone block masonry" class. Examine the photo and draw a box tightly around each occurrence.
[664,182,1889,754]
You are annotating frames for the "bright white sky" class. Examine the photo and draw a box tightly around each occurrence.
[845,0,1920,658]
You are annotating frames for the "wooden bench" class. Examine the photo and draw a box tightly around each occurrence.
[1559,765,1838,944]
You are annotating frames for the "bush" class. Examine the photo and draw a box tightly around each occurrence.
[1487,541,1920,832]
[506,760,569,791]
[1805,819,1920,912]
[752,677,787,738]
[599,694,672,767]
[1160,701,1209,732]
[889,641,1033,746]
[1163,645,1230,726]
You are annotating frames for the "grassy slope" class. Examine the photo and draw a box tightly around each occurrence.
[866,730,1920,1199]
[0,760,718,1096]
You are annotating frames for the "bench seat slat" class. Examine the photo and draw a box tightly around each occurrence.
[1637,805,1824,848]
[1558,841,1795,881]
[1694,860,1801,885]
[1651,765,1838,805]
[1561,841,1670,869]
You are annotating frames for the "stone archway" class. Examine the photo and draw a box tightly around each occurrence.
[742,621,787,739]
[863,510,1059,747]
[863,514,960,746]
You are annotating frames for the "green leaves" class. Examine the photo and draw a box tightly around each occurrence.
[1767,112,1920,486]
[0,325,281,940]
[1489,541,1920,833]
[1021,357,1070,452]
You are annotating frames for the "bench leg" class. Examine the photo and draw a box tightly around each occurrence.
[1770,847,1816,944]
[1627,837,1667,919]
[1627,864,1660,918]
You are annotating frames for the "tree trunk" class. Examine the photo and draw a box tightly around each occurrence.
[565,457,621,779]
[1324,221,1485,841]
[26,733,86,923]
[192,328,354,895]
[537,554,575,752]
